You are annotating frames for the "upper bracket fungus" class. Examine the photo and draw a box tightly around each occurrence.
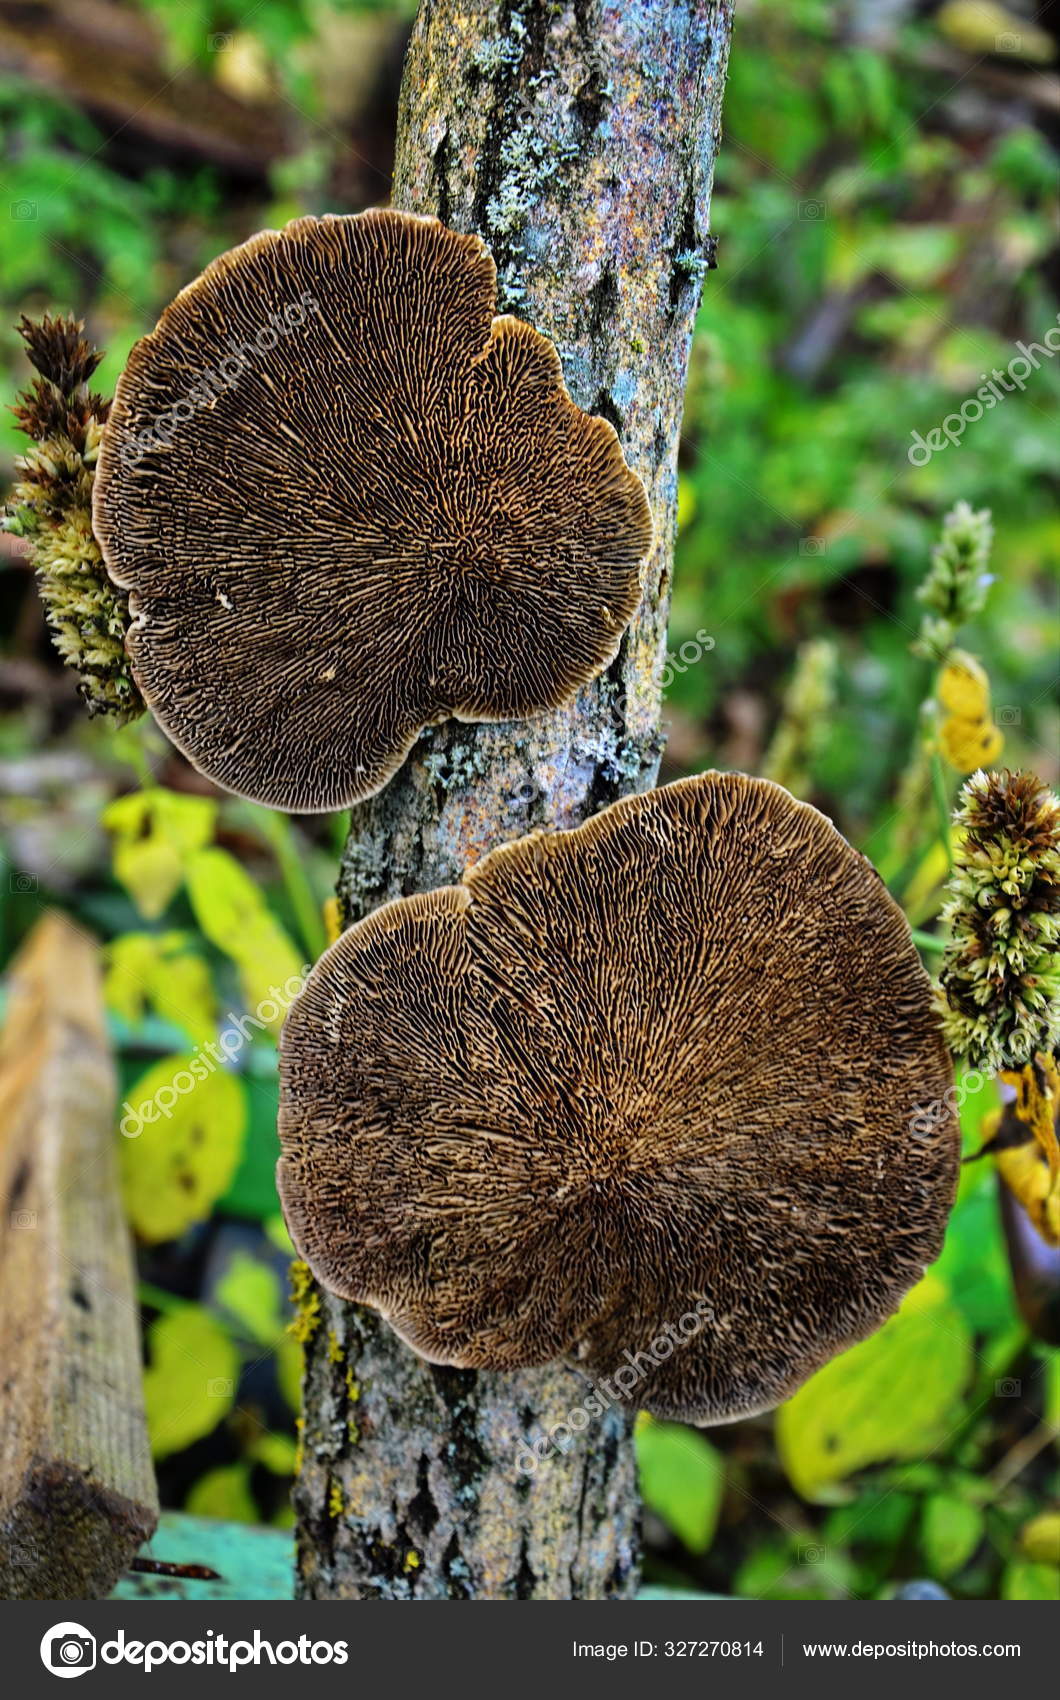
[278,770,958,1424]
[93,210,652,812]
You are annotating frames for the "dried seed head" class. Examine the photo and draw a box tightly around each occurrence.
[939,769,1060,1072]
[6,316,139,721]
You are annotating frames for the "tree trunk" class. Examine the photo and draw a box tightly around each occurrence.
[295,0,734,1601]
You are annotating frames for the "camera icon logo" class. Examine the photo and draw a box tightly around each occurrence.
[40,1623,96,1678]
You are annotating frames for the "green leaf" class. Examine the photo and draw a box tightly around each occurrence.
[636,1418,724,1554]
[119,1055,247,1242]
[143,1306,239,1459]
[1001,1560,1059,1602]
[185,1463,258,1524]
[219,1077,281,1221]
[276,1335,303,1414]
[251,1431,298,1477]
[216,1251,284,1347]
[775,1276,974,1501]
[921,1493,983,1577]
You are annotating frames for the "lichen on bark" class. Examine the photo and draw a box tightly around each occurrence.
[296,0,734,1600]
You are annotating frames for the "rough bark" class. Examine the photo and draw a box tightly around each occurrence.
[296,0,733,1600]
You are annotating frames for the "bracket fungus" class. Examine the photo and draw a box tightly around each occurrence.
[92,210,652,812]
[278,770,959,1424]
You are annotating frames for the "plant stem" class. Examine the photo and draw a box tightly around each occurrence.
[932,749,954,871]
[250,807,326,962]
[911,927,947,953]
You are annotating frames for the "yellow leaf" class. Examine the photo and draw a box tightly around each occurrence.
[150,934,217,1047]
[1020,1511,1060,1567]
[103,932,160,1024]
[185,848,303,1032]
[113,835,184,921]
[105,931,216,1046]
[776,1277,973,1501]
[143,1306,239,1459]
[104,789,217,919]
[119,1055,246,1241]
[937,2,1055,64]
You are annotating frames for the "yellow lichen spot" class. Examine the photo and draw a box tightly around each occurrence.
[328,1479,344,1520]
[403,1549,421,1573]
[294,1415,305,1475]
[327,1329,343,1365]
[345,1367,361,1402]
[287,1260,322,1344]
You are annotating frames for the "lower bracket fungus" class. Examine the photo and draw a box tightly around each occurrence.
[278,771,958,1424]
[92,209,651,812]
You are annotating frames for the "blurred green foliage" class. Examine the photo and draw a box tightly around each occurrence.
[0,0,1056,1599]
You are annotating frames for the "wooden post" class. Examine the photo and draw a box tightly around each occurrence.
[0,912,157,1599]
[296,0,734,1599]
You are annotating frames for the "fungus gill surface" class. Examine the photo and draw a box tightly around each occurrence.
[278,771,958,1424]
[93,210,652,812]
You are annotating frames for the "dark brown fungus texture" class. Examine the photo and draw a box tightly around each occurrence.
[277,770,959,1424]
[92,210,652,811]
